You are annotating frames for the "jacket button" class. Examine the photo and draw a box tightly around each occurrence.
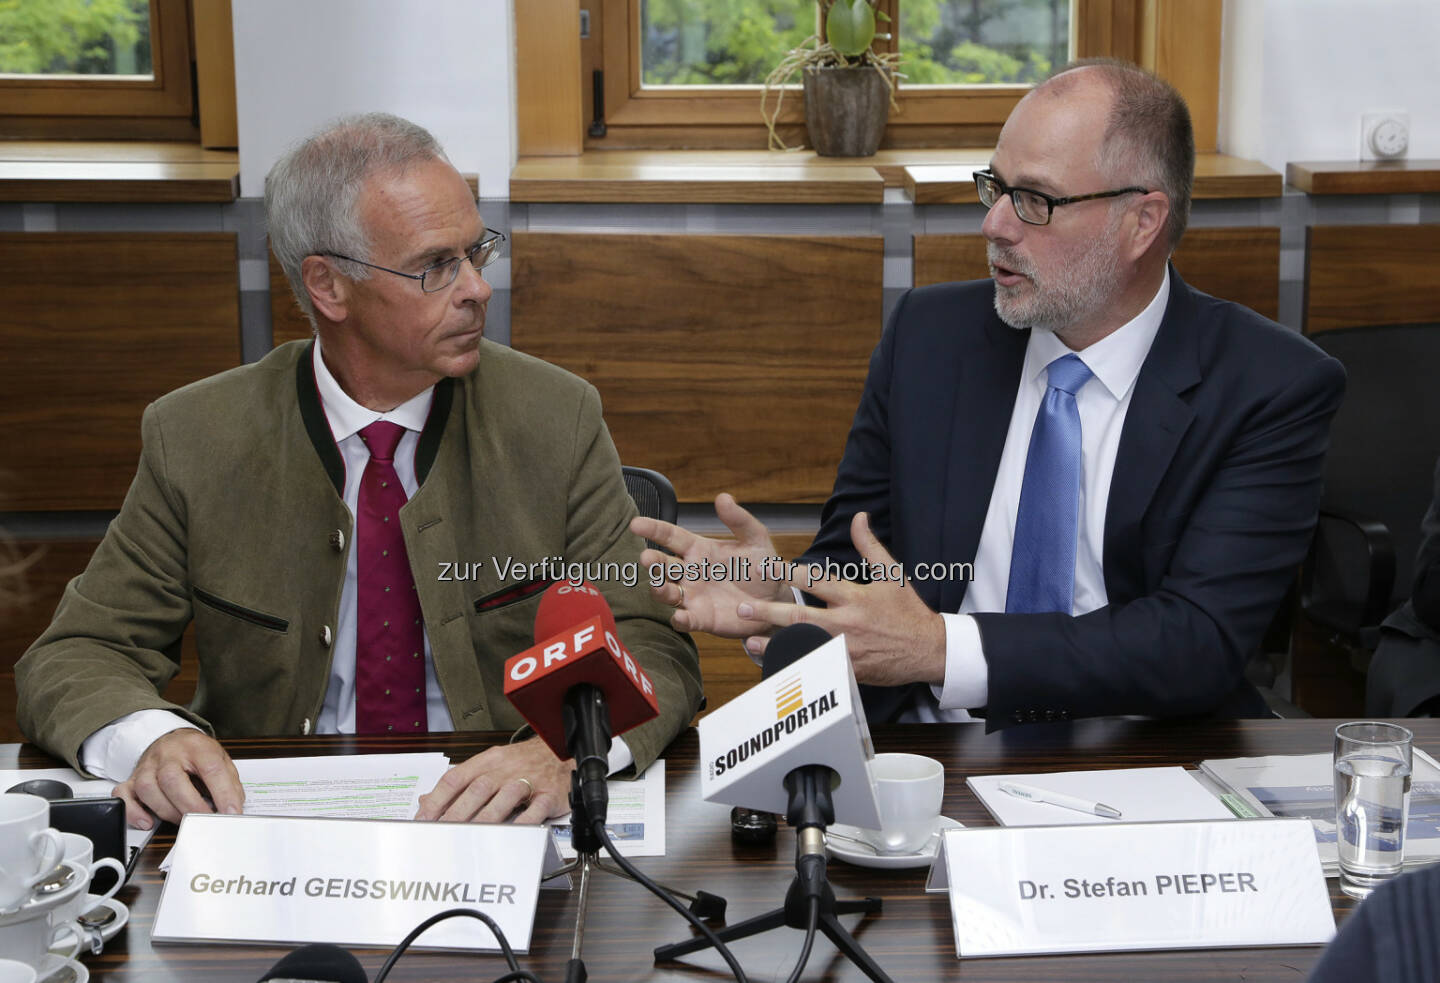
[318,625,333,647]
[329,529,345,552]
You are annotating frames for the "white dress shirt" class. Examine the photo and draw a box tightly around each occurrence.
[909,270,1171,722]
[83,340,633,779]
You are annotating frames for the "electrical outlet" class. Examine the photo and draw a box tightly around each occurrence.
[1360,112,1410,161]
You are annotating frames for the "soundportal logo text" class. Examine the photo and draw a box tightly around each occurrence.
[709,679,840,780]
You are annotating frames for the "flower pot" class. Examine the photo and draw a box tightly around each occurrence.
[802,64,890,157]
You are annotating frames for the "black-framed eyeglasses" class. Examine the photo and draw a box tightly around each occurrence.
[321,230,506,293]
[974,169,1149,227]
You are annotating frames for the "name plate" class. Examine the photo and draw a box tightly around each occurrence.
[154,814,562,952]
[925,819,1335,958]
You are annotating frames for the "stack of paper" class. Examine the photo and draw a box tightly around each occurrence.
[1199,750,1440,874]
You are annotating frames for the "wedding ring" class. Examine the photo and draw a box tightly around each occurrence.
[674,585,687,608]
[515,777,535,802]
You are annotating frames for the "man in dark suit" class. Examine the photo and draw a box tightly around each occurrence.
[632,59,1344,726]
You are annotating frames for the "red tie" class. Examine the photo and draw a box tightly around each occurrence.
[355,421,428,734]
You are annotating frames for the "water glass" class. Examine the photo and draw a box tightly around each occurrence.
[1334,720,1413,900]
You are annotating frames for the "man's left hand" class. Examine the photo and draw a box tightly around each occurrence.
[737,512,947,687]
[415,736,572,824]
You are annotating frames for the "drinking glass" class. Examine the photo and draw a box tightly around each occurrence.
[1334,720,1413,900]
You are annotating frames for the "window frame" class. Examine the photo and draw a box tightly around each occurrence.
[580,0,1149,150]
[0,0,197,141]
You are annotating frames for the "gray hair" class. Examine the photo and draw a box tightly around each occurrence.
[1039,59,1194,250]
[264,112,448,324]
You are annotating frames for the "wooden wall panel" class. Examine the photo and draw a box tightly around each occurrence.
[270,255,313,347]
[0,233,240,511]
[913,235,989,287]
[1304,224,1440,333]
[511,233,883,504]
[912,228,1280,319]
[1172,227,1279,319]
[0,537,198,743]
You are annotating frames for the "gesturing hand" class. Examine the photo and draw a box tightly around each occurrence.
[736,512,947,688]
[630,493,791,640]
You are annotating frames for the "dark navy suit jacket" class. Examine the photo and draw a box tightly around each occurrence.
[802,271,1346,728]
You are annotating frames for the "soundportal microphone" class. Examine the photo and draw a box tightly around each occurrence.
[257,943,367,983]
[697,624,879,830]
[504,580,659,821]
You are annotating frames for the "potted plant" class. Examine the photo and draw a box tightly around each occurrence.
[762,0,900,157]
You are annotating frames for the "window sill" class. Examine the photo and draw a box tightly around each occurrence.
[511,150,1282,204]
[1287,159,1440,196]
[0,141,238,203]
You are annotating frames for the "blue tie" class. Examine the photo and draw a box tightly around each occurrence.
[1006,353,1094,614]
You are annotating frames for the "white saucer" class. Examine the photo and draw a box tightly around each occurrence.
[826,817,963,869]
[51,895,128,953]
[0,862,87,926]
[35,953,88,983]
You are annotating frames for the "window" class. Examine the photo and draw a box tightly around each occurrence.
[575,0,1196,150]
[0,0,196,140]
[638,0,1070,87]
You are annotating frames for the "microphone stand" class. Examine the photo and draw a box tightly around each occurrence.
[654,767,893,983]
[546,684,726,983]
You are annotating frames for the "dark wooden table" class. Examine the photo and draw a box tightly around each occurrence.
[21,717,1421,982]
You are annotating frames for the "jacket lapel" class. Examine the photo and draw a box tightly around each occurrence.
[295,340,346,497]
[1103,268,1201,598]
[938,310,1028,613]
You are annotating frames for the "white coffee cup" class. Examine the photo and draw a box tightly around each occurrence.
[0,795,64,910]
[859,752,945,854]
[0,958,36,983]
[0,902,80,968]
[51,832,126,947]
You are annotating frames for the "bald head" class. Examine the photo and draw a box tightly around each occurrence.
[1025,60,1194,250]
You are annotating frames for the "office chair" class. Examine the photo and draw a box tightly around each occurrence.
[622,465,678,525]
[1299,323,1440,657]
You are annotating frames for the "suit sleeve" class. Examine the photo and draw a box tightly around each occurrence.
[975,353,1347,725]
[16,404,213,771]
[561,384,703,772]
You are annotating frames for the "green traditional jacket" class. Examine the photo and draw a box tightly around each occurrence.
[17,339,702,773]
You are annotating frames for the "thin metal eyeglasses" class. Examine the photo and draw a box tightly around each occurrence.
[320,230,506,293]
[973,169,1149,226]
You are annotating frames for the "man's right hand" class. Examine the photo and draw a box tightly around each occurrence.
[630,492,790,641]
[113,729,244,829]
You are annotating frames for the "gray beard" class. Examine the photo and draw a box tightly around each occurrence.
[988,215,1126,332]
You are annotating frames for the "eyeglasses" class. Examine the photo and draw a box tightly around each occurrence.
[974,169,1149,226]
[321,230,506,293]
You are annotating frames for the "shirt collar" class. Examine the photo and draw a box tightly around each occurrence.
[1022,267,1170,402]
[312,339,434,443]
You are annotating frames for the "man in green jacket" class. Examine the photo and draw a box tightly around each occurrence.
[16,113,702,830]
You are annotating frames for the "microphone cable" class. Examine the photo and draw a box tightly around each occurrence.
[786,894,820,983]
[371,907,542,983]
[591,816,751,983]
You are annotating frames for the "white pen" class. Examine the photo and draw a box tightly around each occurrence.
[998,781,1123,820]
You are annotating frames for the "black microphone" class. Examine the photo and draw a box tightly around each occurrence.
[257,943,367,983]
[762,623,834,680]
[762,624,841,850]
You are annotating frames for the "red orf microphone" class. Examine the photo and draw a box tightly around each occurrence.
[504,581,659,820]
